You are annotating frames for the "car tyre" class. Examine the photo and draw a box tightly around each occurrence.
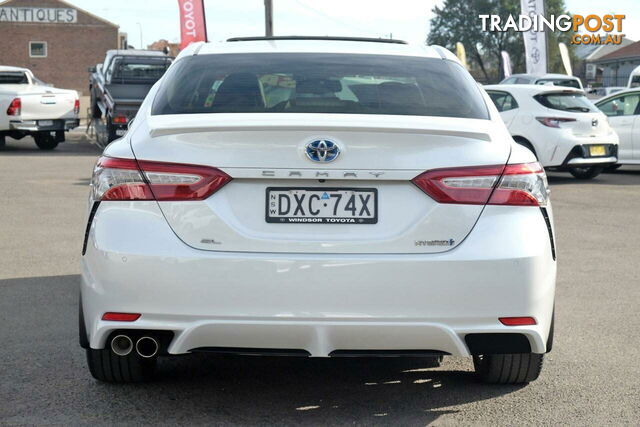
[106,117,118,143]
[0,135,5,149]
[473,353,543,384]
[90,94,101,119]
[34,133,59,150]
[425,355,444,368]
[86,347,157,383]
[569,165,603,179]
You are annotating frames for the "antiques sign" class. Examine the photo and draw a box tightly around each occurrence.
[0,7,78,24]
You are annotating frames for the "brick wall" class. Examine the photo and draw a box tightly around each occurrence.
[0,0,118,95]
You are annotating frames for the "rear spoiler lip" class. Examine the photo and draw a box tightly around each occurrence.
[146,114,492,141]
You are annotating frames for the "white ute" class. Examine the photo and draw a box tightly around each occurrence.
[0,66,79,150]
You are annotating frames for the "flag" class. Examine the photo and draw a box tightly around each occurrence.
[455,42,468,70]
[558,42,572,76]
[520,0,547,74]
[501,51,512,78]
[178,0,207,50]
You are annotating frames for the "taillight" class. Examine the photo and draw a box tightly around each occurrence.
[91,156,232,201]
[412,162,549,207]
[74,98,80,115]
[499,317,537,326]
[536,117,576,128]
[112,115,127,124]
[6,98,21,116]
[102,312,141,322]
[489,163,549,206]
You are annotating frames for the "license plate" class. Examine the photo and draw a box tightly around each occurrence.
[266,187,378,224]
[589,145,606,156]
[115,129,127,136]
[38,120,53,126]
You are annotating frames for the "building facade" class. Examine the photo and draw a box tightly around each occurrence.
[574,38,635,86]
[593,41,640,87]
[147,39,181,58]
[0,0,120,95]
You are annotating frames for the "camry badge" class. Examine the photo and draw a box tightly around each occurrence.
[305,140,340,163]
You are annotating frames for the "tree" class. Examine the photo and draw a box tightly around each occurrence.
[427,0,576,83]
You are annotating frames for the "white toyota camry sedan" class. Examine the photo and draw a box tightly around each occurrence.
[80,37,556,384]
[485,84,618,179]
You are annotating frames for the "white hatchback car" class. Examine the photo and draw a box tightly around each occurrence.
[500,73,583,90]
[80,37,556,384]
[485,84,619,179]
[595,88,640,166]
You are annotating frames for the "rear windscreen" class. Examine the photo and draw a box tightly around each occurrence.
[152,53,488,119]
[535,78,581,89]
[110,58,172,83]
[0,72,28,84]
[534,93,596,112]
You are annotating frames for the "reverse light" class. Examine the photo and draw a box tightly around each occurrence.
[74,98,80,115]
[536,117,576,128]
[102,312,141,322]
[499,317,537,326]
[6,98,21,116]
[412,162,549,207]
[91,156,232,201]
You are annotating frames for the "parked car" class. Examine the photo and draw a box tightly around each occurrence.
[595,88,640,166]
[500,73,583,90]
[89,50,173,145]
[81,37,556,385]
[484,84,618,179]
[0,66,79,150]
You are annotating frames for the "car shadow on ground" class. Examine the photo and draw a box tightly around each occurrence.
[73,178,91,186]
[0,274,523,424]
[142,354,524,424]
[0,135,101,157]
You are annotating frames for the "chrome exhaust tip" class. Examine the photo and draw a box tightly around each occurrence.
[111,334,133,356]
[135,336,159,358]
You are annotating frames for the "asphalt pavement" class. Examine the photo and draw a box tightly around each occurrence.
[0,131,639,425]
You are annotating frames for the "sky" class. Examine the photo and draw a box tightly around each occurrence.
[67,0,640,49]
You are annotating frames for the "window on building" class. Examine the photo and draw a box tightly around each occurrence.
[29,42,47,58]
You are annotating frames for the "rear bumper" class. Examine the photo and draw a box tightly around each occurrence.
[566,156,617,166]
[559,144,618,168]
[9,119,79,132]
[538,130,618,167]
[81,202,557,356]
